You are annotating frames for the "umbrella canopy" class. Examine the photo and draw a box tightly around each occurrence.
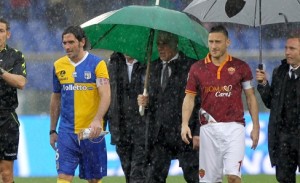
[81,5,209,63]
[184,0,300,66]
[184,0,300,26]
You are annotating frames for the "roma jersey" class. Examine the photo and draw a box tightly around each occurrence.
[53,53,109,133]
[186,54,253,125]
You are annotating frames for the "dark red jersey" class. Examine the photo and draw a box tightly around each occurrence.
[186,54,253,125]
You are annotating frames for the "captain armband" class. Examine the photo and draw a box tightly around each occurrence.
[96,78,109,87]
[242,80,253,90]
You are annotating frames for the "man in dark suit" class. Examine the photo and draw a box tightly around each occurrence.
[256,33,300,183]
[107,52,146,183]
[138,31,200,183]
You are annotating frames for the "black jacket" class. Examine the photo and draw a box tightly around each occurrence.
[107,52,146,145]
[146,52,200,150]
[257,59,300,168]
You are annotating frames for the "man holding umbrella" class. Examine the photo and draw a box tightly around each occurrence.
[138,30,200,183]
[256,33,300,183]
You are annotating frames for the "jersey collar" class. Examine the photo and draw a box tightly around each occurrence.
[204,53,233,80]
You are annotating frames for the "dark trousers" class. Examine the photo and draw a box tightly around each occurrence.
[116,143,147,183]
[275,133,299,183]
[146,139,199,183]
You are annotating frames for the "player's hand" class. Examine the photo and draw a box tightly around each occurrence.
[89,119,103,139]
[192,136,199,150]
[50,133,58,150]
[181,125,192,144]
[250,126,260,150]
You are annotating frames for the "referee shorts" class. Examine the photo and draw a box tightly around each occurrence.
[0,111,20,160]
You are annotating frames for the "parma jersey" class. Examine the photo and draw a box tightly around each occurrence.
[186,54,253,125]
[53,52,109,133]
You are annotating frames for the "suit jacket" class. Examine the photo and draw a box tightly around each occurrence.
[107,52,146,145]
[257,59,300,168]
[146,52,200,151]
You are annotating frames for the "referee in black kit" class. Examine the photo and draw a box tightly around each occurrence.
[0,17,27,183]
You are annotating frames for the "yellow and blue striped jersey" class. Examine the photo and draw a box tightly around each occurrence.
[53,53,109,134]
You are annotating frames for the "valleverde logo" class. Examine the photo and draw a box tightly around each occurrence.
[63,84,93,91]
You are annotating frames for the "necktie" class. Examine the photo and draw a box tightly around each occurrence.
[161,62,169,90]
[291,69,296,80]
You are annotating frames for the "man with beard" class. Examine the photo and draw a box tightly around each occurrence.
[181,25,259,183]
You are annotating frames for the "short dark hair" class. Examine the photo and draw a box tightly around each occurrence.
[287,31,300,42]
[0,17,10,30]
[209,25,229,38]
[62,25,89,50]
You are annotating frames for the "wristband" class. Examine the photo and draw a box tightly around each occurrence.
[49,130,57,135]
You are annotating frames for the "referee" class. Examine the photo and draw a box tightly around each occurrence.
[0,17,27,183]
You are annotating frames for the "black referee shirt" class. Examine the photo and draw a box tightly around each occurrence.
[0,45,27,111]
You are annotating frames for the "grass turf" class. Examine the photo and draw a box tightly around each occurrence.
[15,175,300,183]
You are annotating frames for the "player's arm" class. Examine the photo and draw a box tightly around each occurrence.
[244,83,260,150]
[181,93,196,144]
[89,77,111,138]
[49,92,61,150]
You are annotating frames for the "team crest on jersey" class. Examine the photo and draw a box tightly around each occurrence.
[228,67,235,75]
[59,70,66,77]
[199,169,205,178]
[84,71,91,79]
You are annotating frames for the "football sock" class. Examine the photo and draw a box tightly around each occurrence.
[57,178,71,183]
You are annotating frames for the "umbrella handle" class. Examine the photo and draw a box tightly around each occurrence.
[257,64,264,83]
[139,88,148,116]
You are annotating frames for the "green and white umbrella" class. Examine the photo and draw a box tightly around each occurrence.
[81,5,209,115]
[81,5,209,63]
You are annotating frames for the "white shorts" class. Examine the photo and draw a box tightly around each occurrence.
[199,122,245,183]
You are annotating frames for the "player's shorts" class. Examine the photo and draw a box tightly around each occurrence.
[199,122,245,183]
[56,131,107,180]
[0,111,20,160]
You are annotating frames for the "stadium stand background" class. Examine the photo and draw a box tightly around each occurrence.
[2,0,299,114]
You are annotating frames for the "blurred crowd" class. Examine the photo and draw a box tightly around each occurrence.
[1,0,194,52]
[1,0,298,115]
[1,0,298,53]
